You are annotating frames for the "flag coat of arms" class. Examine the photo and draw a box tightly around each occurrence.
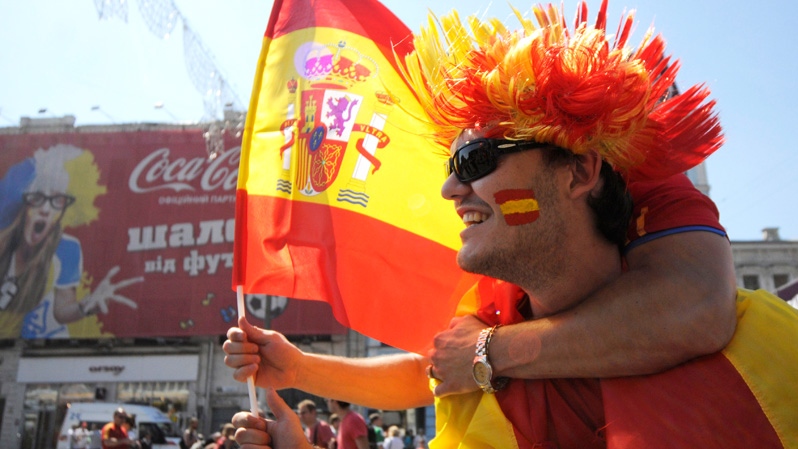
[233,0,475,352]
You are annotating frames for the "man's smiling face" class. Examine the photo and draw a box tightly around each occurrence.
[441,128,569,288]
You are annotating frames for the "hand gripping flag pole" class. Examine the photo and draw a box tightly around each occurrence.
[236,285,260,415]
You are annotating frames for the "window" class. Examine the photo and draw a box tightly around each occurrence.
[743,275,760,290]
[774,274,790,289]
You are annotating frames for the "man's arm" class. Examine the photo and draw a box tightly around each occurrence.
[430,230,738,395]
[53,267,142,324]
[53,287,83,324]
[355,435,370,449]
[101,432,132,447]
[224,317,433,410]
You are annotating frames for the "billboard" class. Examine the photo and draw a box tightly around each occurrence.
[0,128,345,339]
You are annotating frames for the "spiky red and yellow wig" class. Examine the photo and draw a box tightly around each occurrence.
[401,0,723,180]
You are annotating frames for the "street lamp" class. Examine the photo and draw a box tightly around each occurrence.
[154,101,179,121]
[0,108,15,125]
[91,105,116,123]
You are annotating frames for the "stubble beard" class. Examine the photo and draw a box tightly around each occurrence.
[458,215,566,293]
[457,171,567,293]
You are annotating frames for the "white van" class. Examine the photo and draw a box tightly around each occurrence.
[56,402,180,449]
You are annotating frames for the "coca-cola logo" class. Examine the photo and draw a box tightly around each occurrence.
[128,146,241,193]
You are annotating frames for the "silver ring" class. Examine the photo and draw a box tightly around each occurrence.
[425,364,440,381]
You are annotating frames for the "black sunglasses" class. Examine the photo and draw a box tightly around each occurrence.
[446,138,550,182]
[22,192,76,210]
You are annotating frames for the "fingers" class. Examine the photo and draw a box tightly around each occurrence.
[232,412,272,448]
[223,335,260,356]
[85,269,142,315]
[227,326,246,342]
[104,266,121,281]
[239,315,258,336]
[226,363,258,382]
[264,387,292,420]
[232,412,267,432]
[97,298,110,315]
[112,276,145,290]
[426,364,447,397]
[111,295,138,309]
[448,316,465,328]
[224,328,264,382]
[223,332,260,361]
[432,380,447,397]
[425,364,440,382]
[237,316,273,345]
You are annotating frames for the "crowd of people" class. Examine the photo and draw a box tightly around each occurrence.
[69,408,243,449]
[294,401,427,449]
[181,421,239,449]
[68,408,151,449]
[76,407,425,449]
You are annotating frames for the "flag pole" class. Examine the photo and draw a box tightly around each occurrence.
[237,285,261,415]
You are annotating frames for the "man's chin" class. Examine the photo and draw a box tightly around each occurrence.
[456,252,490,277]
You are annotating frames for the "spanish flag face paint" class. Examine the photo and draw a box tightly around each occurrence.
[494,189,540,226]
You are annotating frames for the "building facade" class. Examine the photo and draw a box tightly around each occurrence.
[731,227,798,305]
[0,120,431,449]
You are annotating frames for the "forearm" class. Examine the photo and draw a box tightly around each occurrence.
[355,436,370,449]
[492,232,738,378]
[295,352,433,409]
[53,287,83,324]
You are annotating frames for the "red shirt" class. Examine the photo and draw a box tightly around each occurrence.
[624,173,725,251]
[337,410,368,449]
[305,420,336,448]
[480,174,726,448]
[101,422,129,449]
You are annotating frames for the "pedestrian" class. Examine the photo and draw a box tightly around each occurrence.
[70,422,91,449]
[297,399,335,448]
[181,417,199,449]
[215,423,238,449]
[101,408,134,449]
[327,399,368,449]
[381,426,403,449]
[367,413,384,449]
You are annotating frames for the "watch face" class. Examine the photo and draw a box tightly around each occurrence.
[473,360,492,384]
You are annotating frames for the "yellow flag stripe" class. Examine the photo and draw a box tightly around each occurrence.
[722,289,798,446]
[499,198,539,216]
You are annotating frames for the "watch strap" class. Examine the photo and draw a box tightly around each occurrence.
[474,325,509,393]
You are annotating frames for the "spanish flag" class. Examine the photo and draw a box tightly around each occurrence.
[233,0,474,352]
[432,279,798,448]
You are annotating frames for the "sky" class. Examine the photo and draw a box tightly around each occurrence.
[0,0,796,241]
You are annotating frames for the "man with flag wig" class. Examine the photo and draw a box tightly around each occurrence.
[224,0,798,448]
[230,0,736,367]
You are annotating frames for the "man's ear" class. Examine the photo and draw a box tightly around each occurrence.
[568,150,603,199]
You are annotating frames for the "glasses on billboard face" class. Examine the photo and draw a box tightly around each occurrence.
[22,192,76,210]
[446,138,549,182]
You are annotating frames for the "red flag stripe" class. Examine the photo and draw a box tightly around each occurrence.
[235,191,476,352]
[264,0,415,74]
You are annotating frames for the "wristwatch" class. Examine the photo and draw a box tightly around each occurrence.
[472,325,509,394]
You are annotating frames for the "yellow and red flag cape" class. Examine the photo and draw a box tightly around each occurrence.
[233,0,475,352]
[433,279,798,448]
